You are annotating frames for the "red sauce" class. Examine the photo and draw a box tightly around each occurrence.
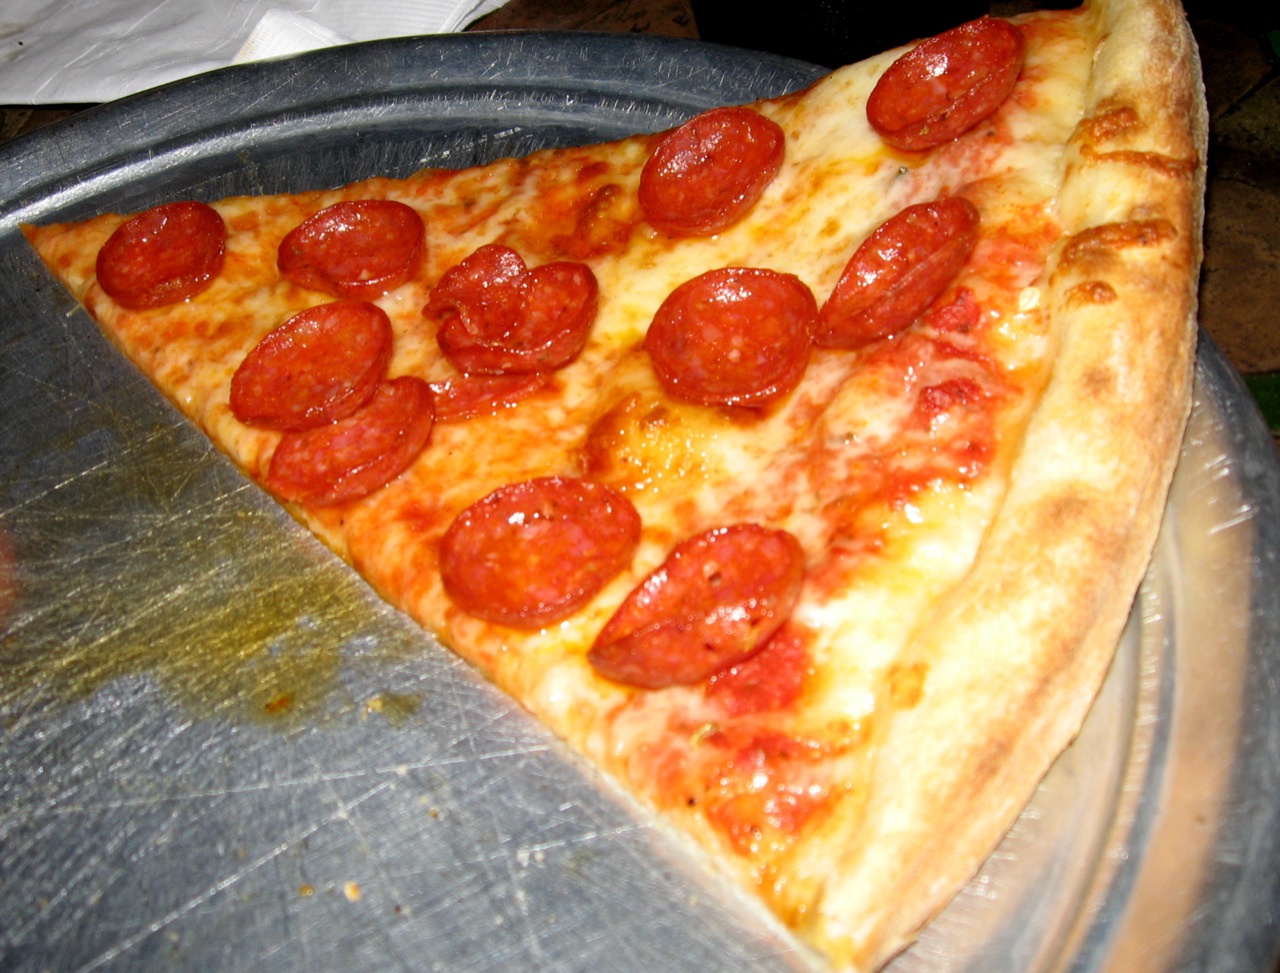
[700,729,838,856]
[803,333,1004,597]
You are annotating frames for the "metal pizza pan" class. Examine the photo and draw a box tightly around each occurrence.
[0,32,1277,973]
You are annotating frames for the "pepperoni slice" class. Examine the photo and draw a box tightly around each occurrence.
[705,622,811,716]
[424,243,527,339]
[439,477,641,629]
[278,199,425,299]
[646,267,815,407]
[266,376,434,506]
[815,198,980,350]
[588,524,805,690]
[230,300,393,431]
[867,17,1025,152]
[428,373,549,423]
[639,106,785,237]
[432,253,598,375]
[95,201,226,310]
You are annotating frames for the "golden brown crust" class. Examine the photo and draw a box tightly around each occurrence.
[806,0,1205,966]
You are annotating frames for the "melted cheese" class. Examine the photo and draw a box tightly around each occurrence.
[24,4,1102,961]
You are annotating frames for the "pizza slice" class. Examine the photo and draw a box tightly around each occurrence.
[22,0,1205,968]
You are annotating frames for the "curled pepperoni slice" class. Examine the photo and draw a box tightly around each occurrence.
[95,201,226,310]
[639,106,785,237]
[588,524,805,690]
[815,198,980,350]
[278,200,425,299]
[867,17,1025,152]
[432,251,598,375]
[230,300,393,431]
[428,373,549,423]
[646,267,815,407]
[266,376,434,506]
[424,243,527,338]
[439,477,641,629]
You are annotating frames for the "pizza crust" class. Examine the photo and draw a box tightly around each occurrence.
[806,0,1205,966]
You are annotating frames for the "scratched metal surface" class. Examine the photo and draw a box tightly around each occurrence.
[0,33,1278,973]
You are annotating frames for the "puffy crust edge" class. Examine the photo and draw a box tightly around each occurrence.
[805,0,1207,967]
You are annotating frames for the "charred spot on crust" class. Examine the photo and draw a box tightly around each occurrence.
[1078,145,1198,179]
[1065,280,1118,306]
[1075,104,1142,144]
[1082,365,1117,399]
[1060,219,1178,267]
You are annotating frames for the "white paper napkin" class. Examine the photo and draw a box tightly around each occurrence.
[0,0,510,105]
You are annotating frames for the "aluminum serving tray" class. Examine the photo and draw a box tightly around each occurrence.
[1,33,1278,973]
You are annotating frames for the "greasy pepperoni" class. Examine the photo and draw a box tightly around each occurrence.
[434,258,598,375]
[428,373,549,423]
[424,243,527,338]
[278,199,425,299]
[815,198,979,349]
[639,106,785,237]
[867,17,1025,151]
[230,300,393,431]
[266,376,434,506]
[95,201,226,310]
[646,267,815,408]
[705,621,811,716]
[588,525,805,689]
[439,477,641,629]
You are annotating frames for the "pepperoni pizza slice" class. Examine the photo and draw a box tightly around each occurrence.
[22,0,1205,968]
